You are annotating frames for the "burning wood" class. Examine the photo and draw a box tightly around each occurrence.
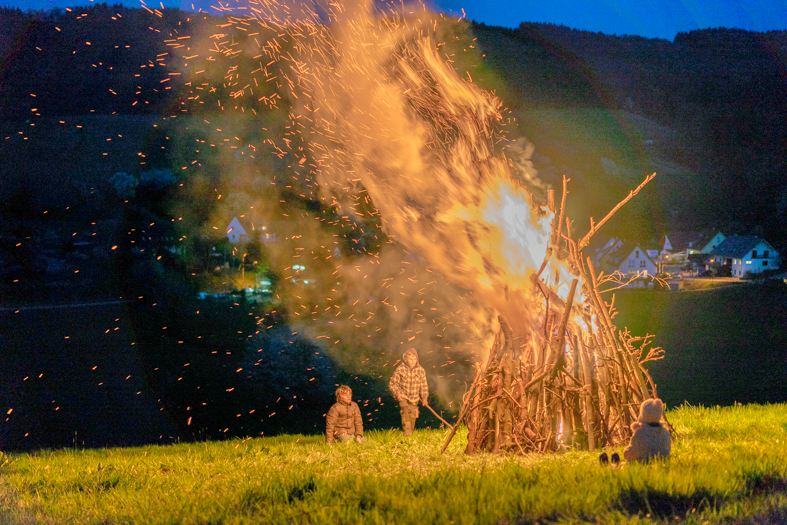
[187,0,669,453]
[442,175,666,454]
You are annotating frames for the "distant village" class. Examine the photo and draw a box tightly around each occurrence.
[223,215,785,293]
[592,230,783,289]
[2,210,783,304]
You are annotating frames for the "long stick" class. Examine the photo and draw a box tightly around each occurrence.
[549,279,579,380]
[441,364,485,454]
[424,404,452,428]
[578,172,656,250]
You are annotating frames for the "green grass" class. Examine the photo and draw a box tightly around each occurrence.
[2,404,787,524]
[612,280,787,408]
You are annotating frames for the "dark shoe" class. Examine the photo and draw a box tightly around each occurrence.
[599,452,609,465]
[611,453,620,465]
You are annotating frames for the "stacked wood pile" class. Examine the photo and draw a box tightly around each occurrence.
[441,174,668,454]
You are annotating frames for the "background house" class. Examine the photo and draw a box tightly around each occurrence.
[592,237,624,266]
[699,231,726,253]
[597,241,658,286]
[708,235,781,277]
[653,230,726,273]
[226,216,278,244]
[226,217,249,244]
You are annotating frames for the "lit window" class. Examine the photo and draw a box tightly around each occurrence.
[746,260,752,265]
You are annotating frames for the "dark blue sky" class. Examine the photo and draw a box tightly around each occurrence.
[432,0,787,40]
[2,0,785,40]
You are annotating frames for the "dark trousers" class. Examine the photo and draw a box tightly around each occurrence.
[399,399,419,436]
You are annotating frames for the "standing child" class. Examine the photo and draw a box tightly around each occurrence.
[326,385,365,444]
[388,348,429,436]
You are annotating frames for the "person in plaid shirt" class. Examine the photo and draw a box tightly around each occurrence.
[388,347,429,436]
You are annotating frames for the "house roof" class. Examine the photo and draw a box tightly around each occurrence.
[698,230,725,252]
[593,237,624,263]
[709,235,774,258]
[227,217,248,236]
[228,212,270,232]
[662,230,722,252]
[600,241,656,268]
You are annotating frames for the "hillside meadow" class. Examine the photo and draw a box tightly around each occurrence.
[613,279,787,408]
[1,403,786,524]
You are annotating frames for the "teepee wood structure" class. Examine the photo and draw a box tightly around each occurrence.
[442,174,669,455]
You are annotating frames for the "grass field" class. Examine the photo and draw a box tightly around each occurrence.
[1,404,786,524]
[612,280,787,408]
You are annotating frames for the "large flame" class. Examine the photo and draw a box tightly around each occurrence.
[181,0,662,451]
[278,2,591,350]
[229,0,596,356]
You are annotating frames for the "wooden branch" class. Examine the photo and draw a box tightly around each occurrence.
[551,175,569,253]
[485,332,501,370]
[578,339,596,451]
[535,254,551,280]
[583,259,628,425]
[462,393,504,420]
[512,432,527,455]
[424,404,452,428]
[444,359,487,454]
[549,279,579,380]
[501,387,524,409]
[578,172,656,250]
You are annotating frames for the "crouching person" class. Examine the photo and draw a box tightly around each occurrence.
[388,347,429,437]
[326,385,366,444]
[623,397,671,463]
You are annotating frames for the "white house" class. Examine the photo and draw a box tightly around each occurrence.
[709,235,780,277]
[226,217,248,244]
[226,216,279,244]
[661,234,673,257]
[657,231,722,264]
[650,230,726,272]
[597,241,658,286]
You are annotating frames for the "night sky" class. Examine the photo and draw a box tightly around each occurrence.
[1,0,785,40]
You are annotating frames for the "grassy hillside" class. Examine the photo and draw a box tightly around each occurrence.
[0,115,159,217]
[1,404,786,524]
[612,280,787,408]
[3,8,787,242]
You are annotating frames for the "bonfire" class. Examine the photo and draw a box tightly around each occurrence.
[440,174,670,454]
[189,0,670,454]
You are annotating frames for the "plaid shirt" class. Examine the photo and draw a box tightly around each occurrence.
[389,362,428,404]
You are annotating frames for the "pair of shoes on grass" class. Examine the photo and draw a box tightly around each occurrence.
[599,452,620,466]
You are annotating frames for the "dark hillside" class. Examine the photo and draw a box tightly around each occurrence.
[470,22,787,244]
[2,8,786,241]
[0,115,159,216]
[0,4,211,119]
[468,23,608,110]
